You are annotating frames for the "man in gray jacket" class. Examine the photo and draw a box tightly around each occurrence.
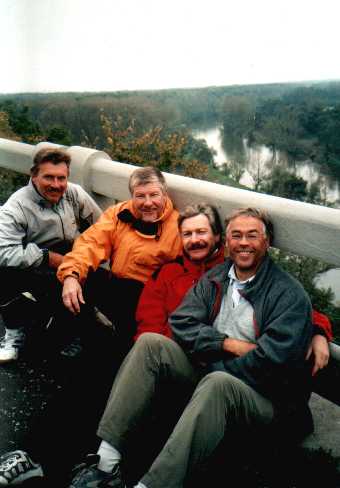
[67,207,314,488]
[0,146,102,363]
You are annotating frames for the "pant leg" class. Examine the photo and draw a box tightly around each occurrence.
[97,333,200,452]
[0,267,39,304]
[141,371,274,488]
[0,267,61,330]
[84,272,145,367]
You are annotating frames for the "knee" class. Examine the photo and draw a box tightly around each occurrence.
[199,371,243,395]
[135,332,170,351]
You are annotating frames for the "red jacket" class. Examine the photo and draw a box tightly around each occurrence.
[312,309,333,341]
[135,246,225,340]
[135,249,333,342]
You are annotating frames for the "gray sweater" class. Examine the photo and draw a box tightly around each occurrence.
[0,180,102,268]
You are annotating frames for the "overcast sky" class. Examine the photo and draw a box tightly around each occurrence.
[1,0,340,94]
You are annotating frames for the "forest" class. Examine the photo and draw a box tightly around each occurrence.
[0,79,339,336]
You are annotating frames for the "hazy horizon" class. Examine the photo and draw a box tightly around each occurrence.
[1,77,340,97]
[2,0,340,94]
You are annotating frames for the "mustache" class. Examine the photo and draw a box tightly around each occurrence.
[187,242,208,251]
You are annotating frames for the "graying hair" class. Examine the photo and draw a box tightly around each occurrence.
[129,166,167,194]
[225,207,274,245]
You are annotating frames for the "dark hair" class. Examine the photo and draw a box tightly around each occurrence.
[178,203,223,237]
[31,148,71,176]
[225,207,274,245]
[129,166,167,194]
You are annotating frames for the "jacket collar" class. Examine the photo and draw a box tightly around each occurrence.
[225,254,273,296]
[210,254,273,293]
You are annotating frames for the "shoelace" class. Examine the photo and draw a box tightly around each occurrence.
[0,336,24,348]
[0,453,21,471]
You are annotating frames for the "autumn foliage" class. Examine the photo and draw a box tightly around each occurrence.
[100,113,208,179]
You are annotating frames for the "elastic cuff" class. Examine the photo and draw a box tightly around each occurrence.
[41,248,49,267]
[63,271,80,282]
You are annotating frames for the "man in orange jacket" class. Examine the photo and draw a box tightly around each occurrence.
[57,166,182,358]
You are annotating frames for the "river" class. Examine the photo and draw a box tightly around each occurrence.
[192,125,340,305]
[193,126,340,204]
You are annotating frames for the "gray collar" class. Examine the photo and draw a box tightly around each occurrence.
[228,264,255,288]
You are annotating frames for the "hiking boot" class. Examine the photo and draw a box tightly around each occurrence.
[0,450,44,485]
[0,328,25,363]
[69,455,125,488]
[60,337,83,358]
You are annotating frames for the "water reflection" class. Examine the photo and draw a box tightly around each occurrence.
[315,270,340,307]
[193,126,340,205]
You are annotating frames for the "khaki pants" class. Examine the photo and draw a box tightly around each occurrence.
[98,333,274,488]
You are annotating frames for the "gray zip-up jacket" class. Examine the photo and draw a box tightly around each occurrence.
[0,180,102,269]
[170,255,313,414]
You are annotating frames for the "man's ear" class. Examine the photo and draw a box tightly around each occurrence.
[265,238,270,251]
[224,240,230,257]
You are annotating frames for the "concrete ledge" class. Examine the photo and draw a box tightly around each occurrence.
[1,138,340,266]
[303,393,340,465]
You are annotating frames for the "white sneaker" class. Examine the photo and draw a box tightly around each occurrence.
[0,328,25,363]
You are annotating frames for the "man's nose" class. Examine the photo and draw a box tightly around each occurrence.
[143,195,153,206]
[239,235,250,245]
[50,178,60,188]
[190,232,200,243]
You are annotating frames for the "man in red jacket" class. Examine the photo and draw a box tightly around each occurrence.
[135,203,332,375]
[135,203,225,340]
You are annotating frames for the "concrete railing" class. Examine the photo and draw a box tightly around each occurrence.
[0,138,340,393]
[1,138,340,267]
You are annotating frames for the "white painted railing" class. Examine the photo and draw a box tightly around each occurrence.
[1,138,340,268]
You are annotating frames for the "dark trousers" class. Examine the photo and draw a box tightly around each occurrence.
[0,266,62,328]
[83,271,144,361]
[0,265,144,362]
[0,266,97,355]
[24,271,145,484]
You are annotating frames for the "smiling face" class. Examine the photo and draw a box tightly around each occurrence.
[132,182,167,222]
[226,215,269,280]
[32,161,69,204]
[181,214,220,263]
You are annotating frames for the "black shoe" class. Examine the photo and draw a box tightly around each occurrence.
[60,337,83,358]
[0,450,44,485]
[69,454,126,488]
